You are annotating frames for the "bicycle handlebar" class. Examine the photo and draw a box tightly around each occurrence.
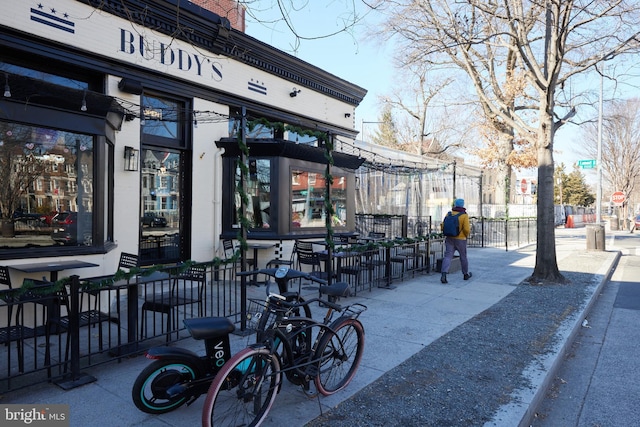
[267,294,343,312]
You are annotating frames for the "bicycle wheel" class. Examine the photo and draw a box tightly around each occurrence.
[201,346,280,427]
[132,359,201,414]
[313,317,365,396]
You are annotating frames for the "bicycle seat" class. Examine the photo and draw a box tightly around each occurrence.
[183,317,235,340]
[319,281,351,298]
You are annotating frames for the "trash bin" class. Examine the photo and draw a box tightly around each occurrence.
[586,224,605,251]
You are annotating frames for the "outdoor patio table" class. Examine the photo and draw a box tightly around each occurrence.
[10,260,99,282]
[246,242,275,285]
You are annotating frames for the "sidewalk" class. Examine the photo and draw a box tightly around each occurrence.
[0,228,619,426]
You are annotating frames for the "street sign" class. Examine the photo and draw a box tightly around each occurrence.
[520,179,527,193]
[577,159,596,169]
[611,191,626,206]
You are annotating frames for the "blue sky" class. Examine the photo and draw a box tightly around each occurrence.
[243,2,392,135]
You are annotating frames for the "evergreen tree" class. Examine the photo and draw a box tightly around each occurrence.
[370,105,399,148]
[564,167,595,207]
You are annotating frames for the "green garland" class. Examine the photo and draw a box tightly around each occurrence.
[0,118,443,300]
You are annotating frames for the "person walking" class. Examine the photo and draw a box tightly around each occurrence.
[440,198,472,284]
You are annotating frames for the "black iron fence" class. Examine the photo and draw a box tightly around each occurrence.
[0,218,535,393]
[0,262,241,393]
[468,217,537,250]
[139,233,181,265]
[354,214,432,240]
[354,214,537,251]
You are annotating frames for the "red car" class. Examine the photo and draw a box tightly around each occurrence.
[635,215,640,231]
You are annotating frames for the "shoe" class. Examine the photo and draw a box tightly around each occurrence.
[464,272,472,280]
[440,273,448,284]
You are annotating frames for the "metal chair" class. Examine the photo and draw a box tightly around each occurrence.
[0,267,35,373]
[222,239,256,271]
[295,242,328,281]
[140,264,207,342]
[266,241,297,269]
[0,277,53,373]
[80,253,137,325]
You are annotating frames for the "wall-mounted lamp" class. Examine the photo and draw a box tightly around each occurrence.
[3,73,11,98]
[118,78,144,95]
[80,90,88,111]
[124,146,139,171]
[289,88,301,97]
[344,113,351,118]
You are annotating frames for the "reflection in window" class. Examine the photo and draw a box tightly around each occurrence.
[233,159,271,229]
[141,95,179,139]
[140,149,180,237]
[291,169,347,228]
[0,120,94,247]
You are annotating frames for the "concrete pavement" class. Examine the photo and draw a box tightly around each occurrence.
[531,232,640,426]
[0,227,622,426]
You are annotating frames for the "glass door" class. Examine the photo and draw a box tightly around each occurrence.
[139,148,182,264]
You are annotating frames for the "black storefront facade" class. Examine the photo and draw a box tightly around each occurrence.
[0,0,366,274]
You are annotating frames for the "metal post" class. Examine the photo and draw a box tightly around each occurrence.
[596,70,603,225]
[452,160,457,201]
[54,275,96,390]
[239,107,248,332]
[325,132,333,286]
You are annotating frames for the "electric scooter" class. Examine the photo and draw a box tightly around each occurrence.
[131,266,330,414]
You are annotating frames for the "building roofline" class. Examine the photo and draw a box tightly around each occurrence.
[79,0,367,107]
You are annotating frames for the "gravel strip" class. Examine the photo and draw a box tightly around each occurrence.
[306,271,595,427]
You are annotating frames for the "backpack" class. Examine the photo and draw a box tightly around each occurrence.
[442,212,460,237]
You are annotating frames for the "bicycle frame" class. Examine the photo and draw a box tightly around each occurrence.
[233,309,360,393]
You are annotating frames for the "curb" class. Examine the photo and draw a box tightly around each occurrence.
[517,250,621,427]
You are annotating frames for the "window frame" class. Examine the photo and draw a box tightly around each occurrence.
[0,60,114,260]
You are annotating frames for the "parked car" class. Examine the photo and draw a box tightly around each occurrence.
[12,209,41,222]
[51,212,77,245]
[635,214,640,231]
[141,212,167,228]
[51,212,91,245]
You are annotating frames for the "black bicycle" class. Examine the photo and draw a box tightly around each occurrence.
[201,266,367,427]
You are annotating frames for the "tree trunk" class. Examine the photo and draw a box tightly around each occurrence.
[531,115,564,282]
[1,219,15,238]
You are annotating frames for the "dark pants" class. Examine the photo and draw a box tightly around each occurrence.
[441,237,469,274]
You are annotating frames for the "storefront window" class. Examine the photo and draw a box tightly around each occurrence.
[233,159,272,229]
[291,169,347,228]
[142,96,179,140]
[140,149,182,262]
[0,121,94,247]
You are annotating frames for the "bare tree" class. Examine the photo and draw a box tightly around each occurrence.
[240,0,379,51]
[379,62,456,154]
[582,97,640,226]
[0,123,45,236]
[371,0,640,281]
